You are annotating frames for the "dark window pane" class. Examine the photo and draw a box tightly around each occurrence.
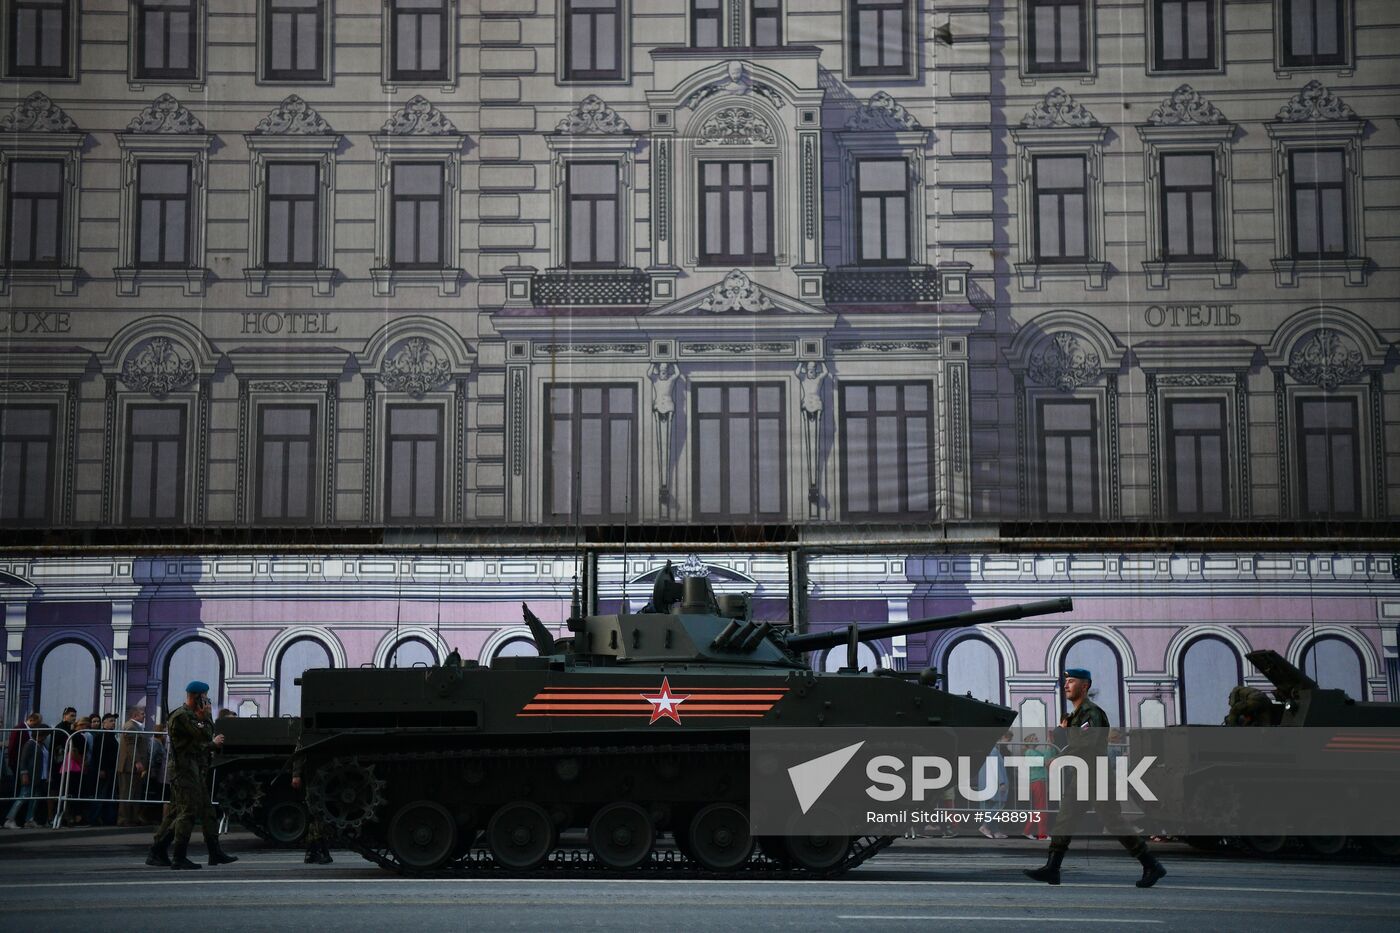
[851,0,909,75]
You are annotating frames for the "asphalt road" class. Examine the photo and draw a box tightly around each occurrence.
[1,831,1397,932]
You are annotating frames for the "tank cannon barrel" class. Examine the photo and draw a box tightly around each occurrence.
[783,597,1074,654]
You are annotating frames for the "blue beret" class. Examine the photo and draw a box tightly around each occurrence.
[185,680,210,694]
[1063,668,1092,682]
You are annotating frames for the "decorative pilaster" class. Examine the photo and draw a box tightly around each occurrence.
[454,377,468,522]
[1107,374,1121,519]
[362,378,376,523]
[102,376,117,523]
[1145,372,1160,518]
[324,377,338,524]
[1236,373,1252,519]
[110,600,133,711]
[235,377,250,522]
[195,377,211,524]
[63,379,78,523]
[1371,371,1385,513]
[4,601,28,727]
[1015,374,1028,516]
[1274,369,1289,518]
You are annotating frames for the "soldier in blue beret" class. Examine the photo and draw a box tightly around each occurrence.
[1023,668,1167,888]
[144,682,238,869]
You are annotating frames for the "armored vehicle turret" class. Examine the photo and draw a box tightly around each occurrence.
[292,566,1073,875]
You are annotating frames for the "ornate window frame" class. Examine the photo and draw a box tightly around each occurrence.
[114,95,213,297]
[257,0,332,85]
[544,97,638,273]
[1264,82,1367,287]
[127,0,207,90]
[1010,89,1108,291]
[0,93,82,296]
[382,0,458,90]
[834,92,929,270]
[1018,0,1096,81]
[844,0,916,81]
[1137,85,1238,289]
[244,96,340,297]
[557,0,630,85]
[4,0,80,81]
[1274,0,1353,77]
[369,97,464,297]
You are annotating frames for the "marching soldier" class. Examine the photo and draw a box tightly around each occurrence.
[290,735,333,865]
[143,682,238,869]
[1023,667,1166,888]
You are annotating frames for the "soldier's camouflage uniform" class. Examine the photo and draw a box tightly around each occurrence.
[292,737,332,862]
[1047,698,1149,858]
[154,705,218,842]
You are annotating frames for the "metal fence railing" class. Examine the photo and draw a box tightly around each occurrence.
[3,726,171,829]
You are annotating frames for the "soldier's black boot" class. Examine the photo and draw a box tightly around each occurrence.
[303,844,317,864]
[170,837,201,870]
[314,842,333,865]
[1135,851,1166,888]
[145,832,172,867]
[206,834,239,866]
[1023,847,1066,885]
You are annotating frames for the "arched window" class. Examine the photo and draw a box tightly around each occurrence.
[944,635,1004,704]
[276,637,333,717]
[387,636,437,668]
[1301,635,1365,700]
[164,638,223,717]
[1061,635,1123,726]
[821,642,881,673]
[489,637,537,665]
[1179,636,1241,724]
[37,641,98,724]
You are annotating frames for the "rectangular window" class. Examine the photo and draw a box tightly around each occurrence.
[563,0,622,81]
[691,0,721,47]
[391,162,444,269]
[389,0,447,82]
[1164,398,1228,518]
[256,405,315,523]
[384,404,442,523]
[1154,0,1215,71]
[1033,155,1088,262]
[125,405,185,523]
[694,384,785,520]
[265,0,324,81]
[566,162,620,268]
[850,0,910,77]
[8,0,70,77]
[1027,0,1088,73]
[841,383,933,519]
[1282,0,1345,68]
[136,161,192,268]
[698,160,774,266]
[1160,152,1217,260]
[856,158,910,265]
[265,162,319,268]
[751,0,781,46]
[6,160,64,268]
[1296,396,1360,517]
[1037,398,1098,518]
[1289,149,1347,259]
[544,385,637,522]
[0,406,56,525]
[135,0,198,80]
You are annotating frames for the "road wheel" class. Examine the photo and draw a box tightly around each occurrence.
[588,802,655,870]
[688,803,753,872]
[1242,835,1287,856]
[783,834,850,873]
[487,801,557,870]
[1360,837,1400,858]
[265,799,308,845]
[1300,835,1347,857]
[388,800,458,870]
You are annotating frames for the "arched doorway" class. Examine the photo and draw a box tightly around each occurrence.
[276,638,333,717]
[37,641,99,724]
[1179,636,1242,724]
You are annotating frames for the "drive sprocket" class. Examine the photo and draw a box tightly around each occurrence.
[306,757,388,836]
[215,770,266,821]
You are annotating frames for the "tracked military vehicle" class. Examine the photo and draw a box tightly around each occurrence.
[211,716,306,845]
[292,566,1072,875]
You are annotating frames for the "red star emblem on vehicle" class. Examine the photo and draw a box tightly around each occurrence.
[641,677,690,725]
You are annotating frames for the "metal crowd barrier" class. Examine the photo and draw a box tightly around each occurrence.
[1,726,170,830]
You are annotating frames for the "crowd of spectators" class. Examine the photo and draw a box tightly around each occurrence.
[2,707,169,829]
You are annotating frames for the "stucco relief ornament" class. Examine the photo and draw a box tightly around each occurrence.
[1027,332,1102,390]
[1276,80,1357,123]
[1,92,78,133]
[679,554,710,578]
[1146,85,1228,126]
[682,61,784,109]
[127,94,204,134]
[120,337,196,398]
[845,92,921,131]
[254,95,334,135]
[1287,329,1365,389]
[379,337,452,398]
[1021,88,1098,128]
[382,96,457,136]
[555,95,630,134]
[699,269,772,312]
[697,107,775,145]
